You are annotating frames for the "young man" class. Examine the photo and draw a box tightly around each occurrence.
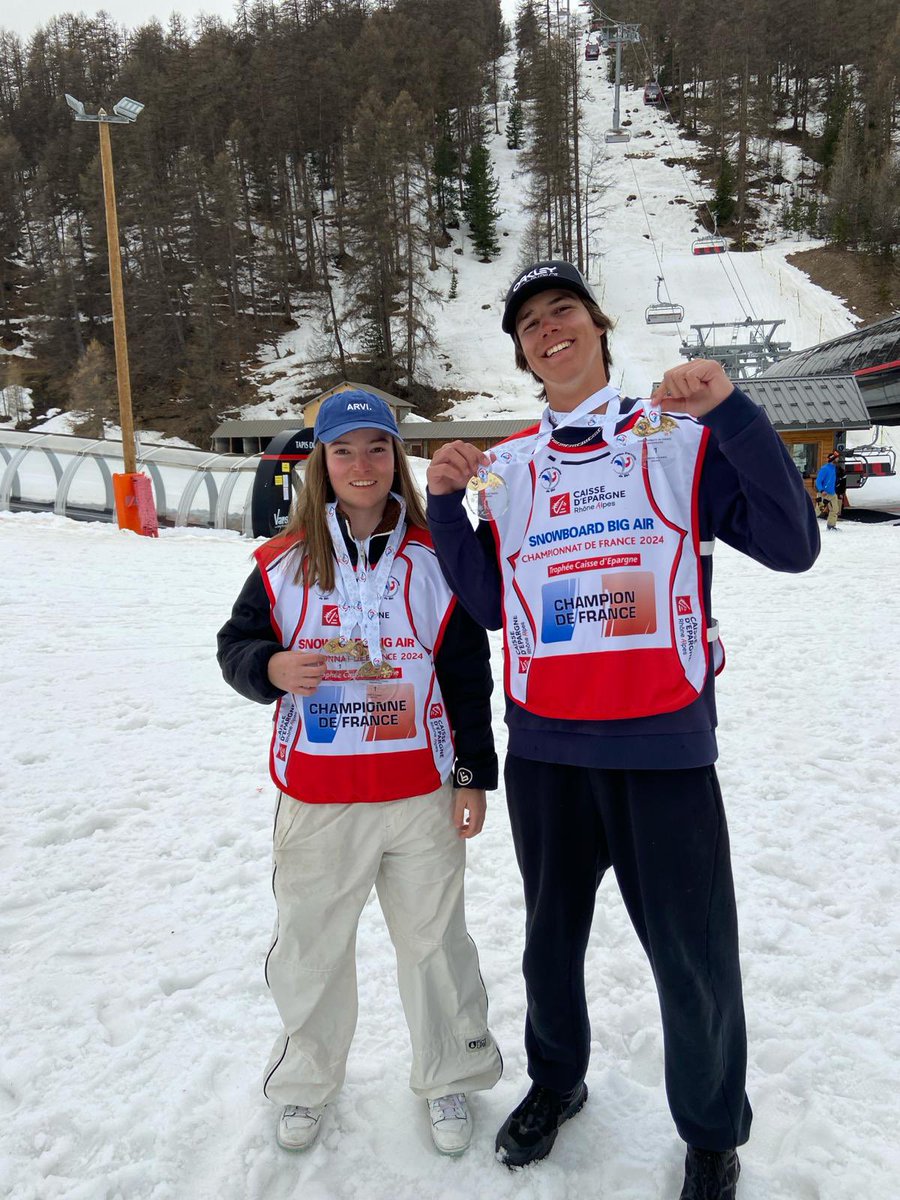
[425,261,819,1199]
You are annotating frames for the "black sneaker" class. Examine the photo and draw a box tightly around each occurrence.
[494,1081,588,1168]
[679,1146,741,1199]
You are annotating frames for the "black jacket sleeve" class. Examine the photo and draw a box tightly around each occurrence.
[434,602,499,790]
[216,567,286,704]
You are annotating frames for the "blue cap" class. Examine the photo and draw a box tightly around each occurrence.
[313,389,402,444]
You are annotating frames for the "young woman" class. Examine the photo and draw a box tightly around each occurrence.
[218,389,501,1155]
[426,261,819,1199]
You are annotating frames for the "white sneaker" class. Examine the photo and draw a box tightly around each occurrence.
[277,1103,327,1151]
[427,1093,472,1156]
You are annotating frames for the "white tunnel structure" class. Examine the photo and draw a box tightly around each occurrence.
[0,431,263,535]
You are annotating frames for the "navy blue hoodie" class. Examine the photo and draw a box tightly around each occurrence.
[426,388,819,771]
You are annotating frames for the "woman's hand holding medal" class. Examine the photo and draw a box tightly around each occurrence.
[267,649,327,696]
[324,637,396,679]
[267,639,396,697]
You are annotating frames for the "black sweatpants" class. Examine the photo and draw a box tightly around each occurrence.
[505,754,752,1150]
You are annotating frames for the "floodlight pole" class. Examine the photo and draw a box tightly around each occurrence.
[66,94,157,535]
[96,114,136,474]
[66,96,143,476]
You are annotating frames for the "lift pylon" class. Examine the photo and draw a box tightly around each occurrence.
[600,22,640,143]
[679,319,792,378]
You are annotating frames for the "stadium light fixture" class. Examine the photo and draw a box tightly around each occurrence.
[65,92,146,517]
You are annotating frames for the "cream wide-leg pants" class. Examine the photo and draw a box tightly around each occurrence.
[262,783,502,1107]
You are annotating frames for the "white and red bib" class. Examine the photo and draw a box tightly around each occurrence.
[255,527,456,803]
[490,407,722,720]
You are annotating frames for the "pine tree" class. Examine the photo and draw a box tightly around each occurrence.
[463,138,502,261]
[68,339,118,439]
[513,0,541,99]
[821,77,854,170]
[826,108,863,245]
[0,132,23,336]
[506,89,524,149]
[519,34,575,260]
[433,114,461,231]
[711,155,736,228]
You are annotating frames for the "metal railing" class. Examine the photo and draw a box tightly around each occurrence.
[0,431,260,534]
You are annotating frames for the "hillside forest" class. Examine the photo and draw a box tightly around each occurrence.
[0,0,897,444]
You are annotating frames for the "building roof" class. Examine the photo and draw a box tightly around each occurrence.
[213,383,414,440]
[399,419,535,440]
[301,381,414,412]
[398,379,870,436]
[761,314,900,379]
[212,416,536,440]
[739,375,870,430]
[214,418,312,438]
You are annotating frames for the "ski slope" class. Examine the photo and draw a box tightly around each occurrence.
[427,46,861,415]
[224,40,870,438]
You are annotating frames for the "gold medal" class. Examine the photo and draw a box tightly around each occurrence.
[633,413,677,438]
[355,659,396,679]
[323,636,370,660]
[324,635,393,677]
[467,469,505,494]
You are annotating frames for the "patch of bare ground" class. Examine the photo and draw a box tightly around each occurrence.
[786,246,900,324]
[288,371,480,421]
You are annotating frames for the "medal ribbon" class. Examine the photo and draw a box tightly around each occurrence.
[491,385,624,476]
[325,494,406,667]
[539,384,622,454]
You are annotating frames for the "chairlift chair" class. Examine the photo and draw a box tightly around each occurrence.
[692,237,728,255]
[605,129,631,144]
[842,445,897,488]
[691,218,728,255]
[645,277,684,325]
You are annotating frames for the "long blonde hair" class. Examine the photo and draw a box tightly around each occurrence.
[282,437,427,592]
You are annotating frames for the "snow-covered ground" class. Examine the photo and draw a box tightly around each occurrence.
[21,409,197,451]
[1,509,899,1200]
[0,385,33,430]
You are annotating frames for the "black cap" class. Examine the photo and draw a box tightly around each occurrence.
[502,260,598,335]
